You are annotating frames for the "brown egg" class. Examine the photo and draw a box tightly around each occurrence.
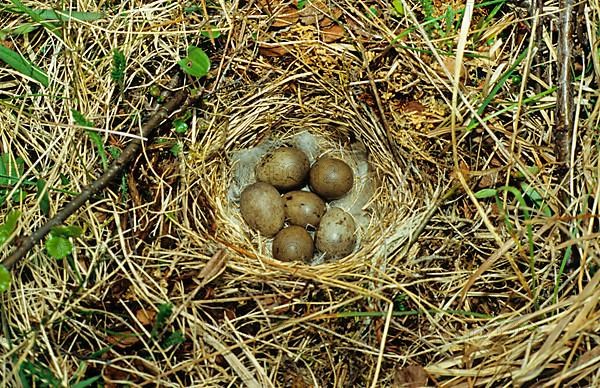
[272,226,314,262]
[283,190,326,228]
[309,158,353,200]
[240,182,285,236]
[255,147,310,191]
[315,207,356,258]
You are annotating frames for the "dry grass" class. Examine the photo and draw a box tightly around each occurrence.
[1,0,599,386]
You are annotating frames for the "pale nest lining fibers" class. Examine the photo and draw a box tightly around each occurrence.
[192,95,424,270]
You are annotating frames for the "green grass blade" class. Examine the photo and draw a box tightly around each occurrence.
[9,0,61,38]
[0,45,48,87]
[467,50,528,131]
[29,9,105,21]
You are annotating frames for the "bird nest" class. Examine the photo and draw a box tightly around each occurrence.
[1,0,599,386]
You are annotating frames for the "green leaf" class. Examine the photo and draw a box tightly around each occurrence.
[200,27,221,39]
[474,188,498,199]
[392,0,404,16]
[9,0,62,38]
[152,303,173,338]
[170,142,182,157]
[18,360,61,387]
[111,49,126,85]
[3,210,21,232]
[71,109,93,127]
[178,46,210,78]
[36,179,50,216]
[297,0,307,10]
[0,23,38,39]
[28,9,105,22]
[520,182,552,216]
[0,38,48,87]
[50,225,82,238]
[0,152,24,186]
[162,330,185,348]
[46,236,73,259]
[172,119,188,134]
[368,5,378,17]
[0,264,11,293]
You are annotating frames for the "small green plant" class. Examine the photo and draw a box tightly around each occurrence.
[45,225,82,259]
[393,293,408,311]
[19,359,61,387]
[0,152,25,205]
[35,179,50,216]
[151,303,173,338]
[170,142,183,157]
[0,210,20,292]
[72,109,109,170]
[111,49,126,87]
[178,46,210,78]
[172,118,189,134]
[467,50,528,132]
[18,358,100,388]
[162,330,185,349]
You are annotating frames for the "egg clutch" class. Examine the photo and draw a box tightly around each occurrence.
[238,146,358,263]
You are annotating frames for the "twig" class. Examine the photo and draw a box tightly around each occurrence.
[554,0,576,276]
[555,0,574,180]
[2,88,190,270]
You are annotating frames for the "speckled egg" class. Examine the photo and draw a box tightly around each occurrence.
[255,147,310,191]
[240,182,285,236]
[315,207,356,258]
[283,190,326,228]
[272,226,314,262]
[309,158,353,200]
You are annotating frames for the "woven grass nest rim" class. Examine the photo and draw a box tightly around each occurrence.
[186,93,436,275]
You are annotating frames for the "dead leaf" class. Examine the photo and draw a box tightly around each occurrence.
[259,44,290,57]
[437,57,467,82]
[271,6,299,27]
[572,345,600,369]
[198,249,229,286]
[136,308,157,326]
[319,16,334,27]
[103,364,130,387]
[404,101,425,113]
[393,365,429,388]
[321,24,344,43]
[106,331,140,348]
[298,0,326,24]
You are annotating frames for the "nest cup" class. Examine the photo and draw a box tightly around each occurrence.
[189,98,428,272]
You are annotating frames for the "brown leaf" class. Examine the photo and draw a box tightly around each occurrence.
[319,16,334,27]
[259,44,290,57]
[393,365,429,388]
[437,57,467,82]
[106,331,140,348]
[103,365,130,387]
[404,101,425,113]
[298,0,326,24]
[135,308,157,326]
[198,249,229,286]
[271,6,299,27]
[321,24,344,43]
